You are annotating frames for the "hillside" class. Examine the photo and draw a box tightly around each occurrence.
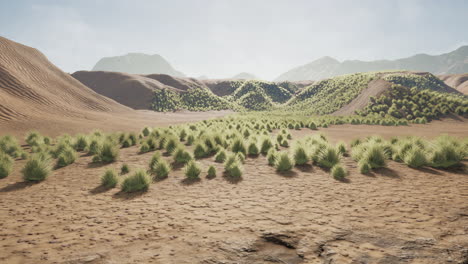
[438,73,468,94]
[276,46,468,81]
[92,53,185,77]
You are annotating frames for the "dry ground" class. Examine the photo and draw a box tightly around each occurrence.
[0,119,467,264]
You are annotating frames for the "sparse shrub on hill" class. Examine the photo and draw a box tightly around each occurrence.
[121,169,151,192]
[0,135,22,158]
[94,141,119,163]
[22,153,52,182]
[0,151,13,178]
[56,146,77,168]
[153,159,171,179]
[101,168,118,188]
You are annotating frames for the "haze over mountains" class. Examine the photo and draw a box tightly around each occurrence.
[92,53,185,77]
[275,46,468,81]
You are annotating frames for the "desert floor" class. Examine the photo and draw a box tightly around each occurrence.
[0,117,467,264]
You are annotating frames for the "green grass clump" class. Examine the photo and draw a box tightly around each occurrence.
[184,160,201,179]
[331,164,346,180]
[275,152,294,172]
[247,142,259,156]
[95,141,119,163]
[231,138,247,155]
[214,149,227,163]
[173,147,193,165]
[121,169,151,193]
[428,136,464,168]
[56,146,77,168]
[22,153,52,182]
[403,148,427,168]
[0,135,21,158]
[267,149,277,166]
[101,168,118,188]
[358,161,371,174]
[227,162,243,178]
[194,143,208,159]
[316,146,340,168]
[87,139,102,155]
[352,141,387,169]
[293,145,308,165]
[164,138,178,155]
[207,165,216,178]
[140,143,150,153]
[153,160,171,179]
[336,142,347,156]
[74,134,89,151]
[121,164,130,174]
[0,151,13,179]
[25,131,43,146]
[260,137,273,154]
[149,152,162,172]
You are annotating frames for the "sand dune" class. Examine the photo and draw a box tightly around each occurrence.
[0,37,231,138]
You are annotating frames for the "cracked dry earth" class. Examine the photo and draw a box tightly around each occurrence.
[1,127,468,264]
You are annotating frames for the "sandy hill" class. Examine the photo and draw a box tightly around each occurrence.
[276,46,468,81]
[92,53,185,77]
[438,73,468,94]
[0,37,229,137]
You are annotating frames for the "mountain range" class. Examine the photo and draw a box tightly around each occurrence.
[275,46,468,81]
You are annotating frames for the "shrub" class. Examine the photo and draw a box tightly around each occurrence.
[336,142,347,156]
[236,152,246,163]
[227,162,243,178]
[267,149,277,166]
[403,148,427,168]
[358,161,371,174]
[224,154,239,171]
[121,169,151,192]
[429,143,463,168]
[140,143,150,153]
[231,138,247,155]
[331,164,346,180]
[95,142,119,163]
[275,152,294,172]
[101,169,118,188]
[149,152,162,172]
[186,135,195,146]
[165,138,178,155]
[0,135,21,158]
[142,127,151,137]
[153,160,171,179]
[121,164,130,174]
[74,134,88,151]
[173,148,192,165]
[0,151,13,179]
[260,137,273,154]
[207,165,216,178]
[293,146,308,165]
[87,139,102,155]
[25,131,42,146]
[22,153,52,182]
[309,122,317,130]
[361,145,387,169]
[247,142,259,156]
[280,139,289,147]
[194,143,207,159]
[214,149,227,163]
[56,146,77,168]
[317,146,340,168]
[184,160,201,179]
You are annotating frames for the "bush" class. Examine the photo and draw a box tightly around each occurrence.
[267,149,277,166]
[336,142,347,156]
[184,160,201,179]
[331,164,346,180]
[173,148,192,165]
[207,165,216,178]
[0,135,21,158]
[165,138,178,155]
[317,146,340,168]
[121,164,130,174]
[227,162,243,178]
[25,131,42,146]
[56,146,77,168]
[215,149,227,163]
[101,169,118,188]
[231,138,247,155]
[260,138,273,154]
[403,148,427,168]
[0,151,13,179]
[87,139,102,155]
[275,152,294,172]
[429,143,463,168]
[293,146,308,165]
[140,143,150,153]
[74,134,88,151]
[95,142,119,163]
[22,153,52,182]
[358,161,371,174]
[121,169,151,192]
[149,152,162,172]
[153,160,171,179]
[247,142,259,156]
[194,143,207,159]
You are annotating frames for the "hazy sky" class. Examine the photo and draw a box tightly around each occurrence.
[1,0,467,80]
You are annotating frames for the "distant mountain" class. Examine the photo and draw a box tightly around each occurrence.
[275,46,468,81]
[231,72,257,80]
[92,53,185,77]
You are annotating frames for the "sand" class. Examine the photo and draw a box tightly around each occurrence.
[1,120,467,264]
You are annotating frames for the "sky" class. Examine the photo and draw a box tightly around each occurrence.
[1,0,467,80]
